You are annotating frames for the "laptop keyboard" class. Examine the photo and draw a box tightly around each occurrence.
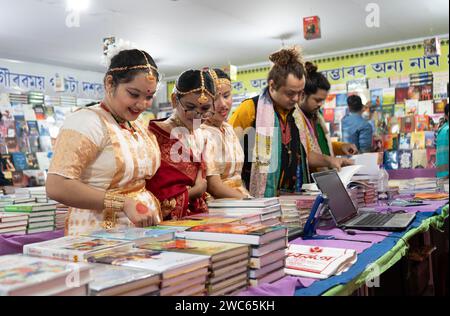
[353,213,396,226]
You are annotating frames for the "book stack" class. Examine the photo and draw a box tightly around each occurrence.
[28,186,49,203]
[4,202,57,234]
[87,249,210,296]
[285,245,357,279]
[178,222,288,288]
[0,212,28,235]
[186,212,262,226]
[278,195,317,239]
[89,264,160,296]
[139,239,250,296]
[55,210,67,230]
[0,255,91,296]
[88,227,176,246]
[158,217,239,232]
[23,236,134,262]
[207,198,282,227]
[348,180,377,207]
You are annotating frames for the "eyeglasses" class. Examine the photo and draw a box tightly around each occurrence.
[177,96,215,119]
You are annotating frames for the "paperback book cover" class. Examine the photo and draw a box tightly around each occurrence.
[384,151,399,170]
[426,149,437,169]
[412,149,427,169]
[395,87,409,104]
[398,150,413,169]
[370,89,383,107]
[411,132,426,150]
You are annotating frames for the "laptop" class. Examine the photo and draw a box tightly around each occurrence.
[311,170,416,231]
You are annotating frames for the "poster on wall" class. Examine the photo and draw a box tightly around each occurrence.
[303,16,321,40]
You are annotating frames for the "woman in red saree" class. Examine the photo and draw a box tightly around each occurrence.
[146,70,215,220]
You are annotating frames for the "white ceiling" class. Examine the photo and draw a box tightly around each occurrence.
[0,0,448,78]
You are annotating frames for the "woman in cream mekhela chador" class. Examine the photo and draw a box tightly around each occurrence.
[201,69,250,199]
[46,48,162,236]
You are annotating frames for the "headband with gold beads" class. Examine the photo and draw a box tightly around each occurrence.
[209,69,232,88]
[108,50,159,83]
[175,70,215,105]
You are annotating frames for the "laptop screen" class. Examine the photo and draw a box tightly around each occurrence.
[312,170,359,224]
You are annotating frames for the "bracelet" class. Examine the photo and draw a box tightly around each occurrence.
[104,191,126,213]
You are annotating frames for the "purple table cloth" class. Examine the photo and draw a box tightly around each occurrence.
[238,199,448,296]
[0,230,64,256]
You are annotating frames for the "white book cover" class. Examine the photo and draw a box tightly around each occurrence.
[208,198,279,208]
[87,249,210,279]
[285,245,357,279]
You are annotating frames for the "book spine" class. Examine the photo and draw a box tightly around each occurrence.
[23,246,82,263]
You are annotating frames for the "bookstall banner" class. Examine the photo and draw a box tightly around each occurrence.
[0,58,105,99]
[184,41,448,98]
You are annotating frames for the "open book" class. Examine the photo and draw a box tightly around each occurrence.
[302,165,364,192]
[285,245,357,279]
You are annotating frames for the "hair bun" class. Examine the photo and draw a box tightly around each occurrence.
[305,62,318,75]
[269,47,304,67]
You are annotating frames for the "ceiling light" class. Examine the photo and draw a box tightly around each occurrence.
[67,0,90,11]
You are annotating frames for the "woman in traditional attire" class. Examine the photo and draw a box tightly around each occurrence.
[201,69,250,199]
[46,49,162,236]
[146,70,215,220]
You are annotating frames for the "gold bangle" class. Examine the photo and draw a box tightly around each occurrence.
[104,191,126,214]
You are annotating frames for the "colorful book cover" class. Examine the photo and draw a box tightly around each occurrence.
[5,137,19,153]
[15,119,29,138]
[382,88,396,105]
[370,89,383,107]
[89,228,176,243]
[426,149,437,169]
[25,153,39,170]
[412,149,427,169]
[23,237,133,262]
[388,117,401,134]
[29,136,41,153]
[405,99,419,115]
[3,120,16,138]
[417,101,434,116]
[383,134,394,151]
[401,116,415,133]
[394,104,406,117]
[407,86,421,100]
[411,132,426,150]
[303,16,321,40]
[186,222,281,236]
[399,134,411,150]
[160,217,238,228]
[414,115,429,132]
[334,108,348,123]
[323,108,335,122]
[398,150,413,169]
[434,99,447,114]
[336,94,348,107]
[324,94,336,109]
[395,87,409,104]
[44,106,55,118]
[384,151,399,170]
[382,105,394,117]
[37,121,51,136]
[27,121,40,136]
[86,249,209,275]
[1,154,16,172]
[39,136,53,152]
[17,136,30,153]
[419,84,433,101]
[425,131,436,149]
[11,152,27,171]
[139,239,248,258]
[0,255,90,296]
[33,105,46,121]
[12,171,25,187]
